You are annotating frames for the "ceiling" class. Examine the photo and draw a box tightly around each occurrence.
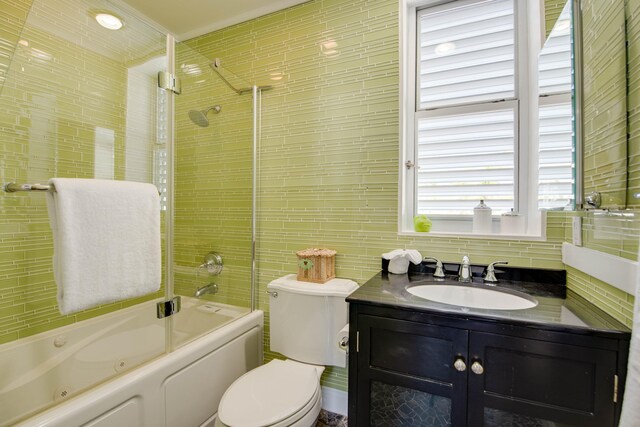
[120,0,311,41]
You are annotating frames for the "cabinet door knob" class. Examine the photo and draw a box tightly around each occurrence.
[471,361,484,375]
[453,357,467,372]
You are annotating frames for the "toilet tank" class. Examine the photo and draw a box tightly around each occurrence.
[268,274,358,368]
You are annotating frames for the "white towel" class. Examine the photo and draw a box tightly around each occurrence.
[46,178,161,315]
[620,249,640,426]
[382,249,423,274]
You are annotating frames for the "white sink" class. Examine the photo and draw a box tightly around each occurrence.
[406,284,538,310]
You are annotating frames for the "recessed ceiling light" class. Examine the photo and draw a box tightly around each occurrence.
[95,13,124,30]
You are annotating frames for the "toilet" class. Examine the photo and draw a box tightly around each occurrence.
[215,274,358,427]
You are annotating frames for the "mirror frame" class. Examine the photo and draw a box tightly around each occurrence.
[572,0,584,210]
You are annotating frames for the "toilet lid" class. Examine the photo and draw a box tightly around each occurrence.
[218,359,320,427]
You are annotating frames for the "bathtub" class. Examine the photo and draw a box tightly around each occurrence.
[0,297,263,427]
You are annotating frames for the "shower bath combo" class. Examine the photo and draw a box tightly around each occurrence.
[187,58,272,127]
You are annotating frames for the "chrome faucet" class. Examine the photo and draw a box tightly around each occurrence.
[483,261,509,283]
[423,257,445,279]
[194,283,218,298]
[458,256,472,283]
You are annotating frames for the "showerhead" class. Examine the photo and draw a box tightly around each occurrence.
[188,105,221,127]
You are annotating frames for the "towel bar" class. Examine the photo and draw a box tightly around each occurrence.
[3,182,55,192]
[3,182,161,195]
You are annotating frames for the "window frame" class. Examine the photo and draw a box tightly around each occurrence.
[399,0,542,236]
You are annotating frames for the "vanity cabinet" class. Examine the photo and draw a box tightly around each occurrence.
[348,304,627,427]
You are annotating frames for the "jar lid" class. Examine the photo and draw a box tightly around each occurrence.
[474,199,491,211]
[501,208,521,217]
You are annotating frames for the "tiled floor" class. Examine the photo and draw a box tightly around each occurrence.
[315,409,348,427]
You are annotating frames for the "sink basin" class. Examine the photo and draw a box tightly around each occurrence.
[406,284,538,310]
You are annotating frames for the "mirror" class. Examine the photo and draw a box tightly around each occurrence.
[538,2,574,211]
[575,0,628,209]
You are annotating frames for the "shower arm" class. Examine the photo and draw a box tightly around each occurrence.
[204,105,221,114]
[210,59,272,95]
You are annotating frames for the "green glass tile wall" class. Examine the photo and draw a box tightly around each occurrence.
[545,0,568,38]
[173,42,254,306]
[628,0,640,207]
[0,0,31,88]
[581,0,628,208]
[0,0,166,345]
[567,266,635,325]
[183,0,579,391]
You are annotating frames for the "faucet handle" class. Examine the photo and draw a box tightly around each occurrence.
[423,257,445,278]
[484,261,509,283]
[199,252,223,275]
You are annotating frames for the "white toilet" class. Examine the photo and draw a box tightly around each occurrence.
[215,274,358,427]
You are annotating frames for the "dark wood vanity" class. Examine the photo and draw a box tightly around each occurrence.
[347,265,631,427]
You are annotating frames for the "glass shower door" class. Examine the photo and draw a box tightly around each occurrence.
[0,0,171,423]
[169,40,255,349]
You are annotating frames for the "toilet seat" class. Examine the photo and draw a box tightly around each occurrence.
[217,359,322,427]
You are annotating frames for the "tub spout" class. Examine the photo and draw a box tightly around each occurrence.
[194,283,218,298]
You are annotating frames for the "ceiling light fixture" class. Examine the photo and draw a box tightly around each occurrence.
[95,13,124,30]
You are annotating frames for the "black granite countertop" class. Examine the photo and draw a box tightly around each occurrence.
[347,265,631,339]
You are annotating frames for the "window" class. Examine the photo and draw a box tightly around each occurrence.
[400,0,574,235]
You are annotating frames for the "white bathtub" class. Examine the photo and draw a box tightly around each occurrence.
[0,297,263,427]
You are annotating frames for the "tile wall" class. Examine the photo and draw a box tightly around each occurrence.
[628,0,640,208]
[184,0,638,391]
[0,0,637,395]
[581,0,628,208]
[0,0,166,344]
[173,42,254,306]
[545,0,568,37]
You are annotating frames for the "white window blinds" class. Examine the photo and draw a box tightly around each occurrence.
[538,4,572,95]
[416,103,516,215]
[417,0,515,109]
[538,101,574,209]
[415,0,516,216]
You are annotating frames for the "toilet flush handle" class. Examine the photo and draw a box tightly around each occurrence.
[266,290,278,298]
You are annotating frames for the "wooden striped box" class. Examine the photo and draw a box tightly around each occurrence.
[296,248,336,283]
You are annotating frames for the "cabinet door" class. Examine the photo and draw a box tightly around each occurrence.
[467,332,618,427]
[356,315,468,427]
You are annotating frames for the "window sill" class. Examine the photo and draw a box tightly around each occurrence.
[398,230,547,241]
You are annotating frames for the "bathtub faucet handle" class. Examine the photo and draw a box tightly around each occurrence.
[199,252,223,275]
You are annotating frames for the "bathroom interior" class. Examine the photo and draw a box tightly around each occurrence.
[0,0,638,425]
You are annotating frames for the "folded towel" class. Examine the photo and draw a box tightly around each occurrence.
[46,178,161,315]
[382,249,423,274]
[620,248,640,426]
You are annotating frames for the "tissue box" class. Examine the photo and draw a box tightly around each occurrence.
[296,248,336,283]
